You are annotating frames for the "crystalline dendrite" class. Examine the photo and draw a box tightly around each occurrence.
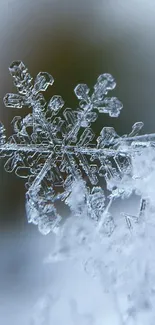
[0,61,155,234]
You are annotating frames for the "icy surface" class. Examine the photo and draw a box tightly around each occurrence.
[30,195,155,325]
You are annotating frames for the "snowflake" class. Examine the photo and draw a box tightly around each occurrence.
[0,61,154,234]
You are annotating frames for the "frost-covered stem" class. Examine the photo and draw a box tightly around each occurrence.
[96,197,113,233]
[138,198,147,220]
[63,101,93,145]
[0,140,154,157]
[65,144,153,157]
[0,143,51,154]
[118,133,155,143]
[27,153,54,199]
[32,101,55,140]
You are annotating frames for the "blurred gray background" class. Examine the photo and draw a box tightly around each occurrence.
[0,0,155,324]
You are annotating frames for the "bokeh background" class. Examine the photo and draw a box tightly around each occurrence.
[0,0,155,324]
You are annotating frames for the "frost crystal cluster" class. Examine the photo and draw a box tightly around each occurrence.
[0,61,155,235]
[2,61,155,324]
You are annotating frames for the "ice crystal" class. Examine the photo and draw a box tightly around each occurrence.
[1,60,155,235]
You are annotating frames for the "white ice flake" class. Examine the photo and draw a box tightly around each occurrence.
[0,60,155,236]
